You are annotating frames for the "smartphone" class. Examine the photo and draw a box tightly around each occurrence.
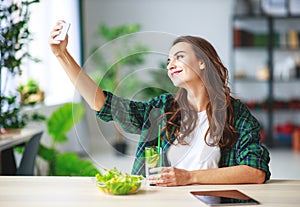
[54,22,70,41]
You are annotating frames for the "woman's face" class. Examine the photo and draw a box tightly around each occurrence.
[167,42,203,88]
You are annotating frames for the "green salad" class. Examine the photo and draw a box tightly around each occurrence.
[95,168,144,195]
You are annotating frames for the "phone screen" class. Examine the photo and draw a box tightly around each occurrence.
[191,190,260,206]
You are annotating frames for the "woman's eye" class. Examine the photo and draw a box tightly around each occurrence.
[176,55,184,60]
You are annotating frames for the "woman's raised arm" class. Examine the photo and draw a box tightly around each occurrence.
[49,20,106,111]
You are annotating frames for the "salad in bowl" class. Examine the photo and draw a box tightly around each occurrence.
[95,167,144,195]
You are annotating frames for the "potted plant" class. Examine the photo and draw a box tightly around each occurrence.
[18,79,45,106]
[0,0,40,132]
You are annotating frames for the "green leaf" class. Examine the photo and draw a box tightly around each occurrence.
[54,153,99,176]
[98,24,141,41]
[38,144,58,162]
[46,103,85,144]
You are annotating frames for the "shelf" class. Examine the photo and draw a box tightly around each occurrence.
[233,46,267,50]
[234,78,268,83]
[273,79,300,83]
[269,139,292,148]
[233,46,300,51]
[248,107,300,111]
[232,9,300,148]
[233,15,268,20]
[246,100,300,111]
[233,29,300,49]
[234,78,300,83]
[233,14,300,20]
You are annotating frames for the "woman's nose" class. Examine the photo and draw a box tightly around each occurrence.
[167,58,176,70]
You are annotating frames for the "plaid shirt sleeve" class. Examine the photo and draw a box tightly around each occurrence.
[219,99,271,182]
[96,91,149,134]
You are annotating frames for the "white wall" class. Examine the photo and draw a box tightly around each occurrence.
[80,0,235,158]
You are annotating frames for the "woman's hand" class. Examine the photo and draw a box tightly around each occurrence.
[148,167,192,187]
[49,20,68,57]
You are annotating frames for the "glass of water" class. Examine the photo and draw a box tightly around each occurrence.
[145,146,163,185]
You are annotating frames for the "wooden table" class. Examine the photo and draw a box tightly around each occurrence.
[0,128,42,174]
[0,176,299,207]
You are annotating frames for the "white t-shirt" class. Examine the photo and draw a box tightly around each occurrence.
[166,111,220,171]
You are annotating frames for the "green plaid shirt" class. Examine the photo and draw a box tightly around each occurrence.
[96,91,271,182]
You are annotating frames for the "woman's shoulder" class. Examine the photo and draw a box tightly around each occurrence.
[230,96,260,127]
[231,97,249,112]
[230,97,253,121]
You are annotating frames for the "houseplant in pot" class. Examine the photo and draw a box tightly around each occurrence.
[18,79,45,106]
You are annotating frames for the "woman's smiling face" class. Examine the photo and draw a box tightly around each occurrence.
[167,42,203,88]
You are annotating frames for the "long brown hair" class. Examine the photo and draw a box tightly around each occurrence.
[165,36,239,148]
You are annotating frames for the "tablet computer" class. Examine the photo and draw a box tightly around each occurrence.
[190,190,260,206]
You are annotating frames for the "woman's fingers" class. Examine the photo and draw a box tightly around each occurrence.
[148,167,175,186]
[49,20,66,43]
[149,167,164,174]
[148,167,189,187]
[49,20,69,56]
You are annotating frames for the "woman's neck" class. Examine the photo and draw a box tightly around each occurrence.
[186,84,209,112]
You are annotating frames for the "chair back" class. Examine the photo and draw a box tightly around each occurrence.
[16,131,43,176]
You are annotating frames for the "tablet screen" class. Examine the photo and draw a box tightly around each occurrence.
[190,190,260,206]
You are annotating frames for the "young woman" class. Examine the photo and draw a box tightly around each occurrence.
[49,21,270,186]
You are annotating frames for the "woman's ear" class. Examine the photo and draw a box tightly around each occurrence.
[199,60,205,70]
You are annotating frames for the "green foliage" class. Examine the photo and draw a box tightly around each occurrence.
[90,24,177,101]
[38,102,100,176]
[98,24,141,41]
[0,0,40,129]
[18,79,40,94]
[0,96,27,129]
[18,79,45,106]
[38,144,57,162]
[31,112,46,122]
[0,0,39,75]
[37,144,58,176]
[149,64,177,96]
[0,96,45,129]
[90,23,148,98]
[55,153,99,176]
[133,62,177,100]
[47,103,85,144]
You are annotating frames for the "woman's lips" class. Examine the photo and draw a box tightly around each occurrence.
[171,69,183,77]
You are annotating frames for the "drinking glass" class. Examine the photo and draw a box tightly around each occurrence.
[145,146,163,185]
